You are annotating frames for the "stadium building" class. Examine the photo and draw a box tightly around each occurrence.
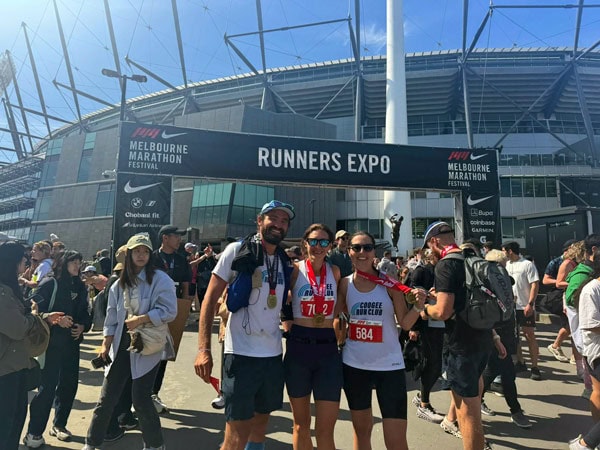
[2,38,600,267]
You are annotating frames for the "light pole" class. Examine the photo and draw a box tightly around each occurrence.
[101,68,147,122]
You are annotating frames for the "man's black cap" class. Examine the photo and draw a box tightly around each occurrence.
[158,225,186,238]
[562,238,576,252]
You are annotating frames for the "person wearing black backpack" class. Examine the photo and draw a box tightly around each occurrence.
[420,221,492,450]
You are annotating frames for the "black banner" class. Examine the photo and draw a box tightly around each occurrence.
[114,173,172,250]
[118,122,501,244]
[462,192,501,245]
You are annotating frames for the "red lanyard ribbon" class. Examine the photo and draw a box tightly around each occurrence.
[355,269,411,294]
[441,244,460,259]
[305,260,327,313]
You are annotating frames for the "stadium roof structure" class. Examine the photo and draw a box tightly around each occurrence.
[31,47,600,161]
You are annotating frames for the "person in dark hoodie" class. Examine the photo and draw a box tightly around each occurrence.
[23,250,91,448]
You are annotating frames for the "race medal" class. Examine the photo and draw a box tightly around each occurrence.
[305,260,328,321]
[313,313,325,326]
[405,291,418,304]
[267,292,278,309]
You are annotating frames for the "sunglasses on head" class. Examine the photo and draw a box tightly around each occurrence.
[307,238,331,248]
[349,244,375,252]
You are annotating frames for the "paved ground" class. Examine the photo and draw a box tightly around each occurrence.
[19,317,590,450]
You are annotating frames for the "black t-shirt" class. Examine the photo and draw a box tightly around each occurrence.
[435,254,492,354]
[410,263,435,290]
[152,249,191,297]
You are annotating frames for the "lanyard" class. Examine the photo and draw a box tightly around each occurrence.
[355,269,411,294]
[305,260,327,313]
[441,244,460,259]
[262,244,279,295]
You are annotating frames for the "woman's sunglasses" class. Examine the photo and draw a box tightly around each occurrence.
[349,244,375,252]
[307,238,331,248]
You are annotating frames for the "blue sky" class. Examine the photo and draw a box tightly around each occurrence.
[1,0,599,161]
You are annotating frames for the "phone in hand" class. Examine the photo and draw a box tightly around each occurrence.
[91,355,112,369]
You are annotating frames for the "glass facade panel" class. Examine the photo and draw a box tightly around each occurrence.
[77,150,93,182]
[46,139,63,156]
[35,191,52,221]
[84,132,96,150]
[523,178,534,197]
[40,155,59,187]
[533,178,546,197]
[94,183,115,216]
[510,178,523,197]
[500,178,511,197]
[546,178,557,197]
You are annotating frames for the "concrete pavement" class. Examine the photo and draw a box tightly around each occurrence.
[18,318,590,449]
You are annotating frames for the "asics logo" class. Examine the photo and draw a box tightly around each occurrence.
[466,195,494,206]
[124,181,162,194]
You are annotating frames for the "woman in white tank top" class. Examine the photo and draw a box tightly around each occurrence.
[337,231,426,450]
[284,223,341,450]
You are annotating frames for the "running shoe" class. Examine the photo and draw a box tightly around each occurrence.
[23,434,45,449]
[82,445,98,450]
[119,416,139,430]
[514,361,527,373]
[570,355,577,365]
[49,426,72,441]
[416,404,445,424]
[530,366,542,381]
[211,394,225,409]
[411,392,421,407]
[511,411,532,428]
[104,429,125,443]
[151,394,168,414]
[440,417,462,439]
[569,435,591,450]
[547,344,569,362]
[489,381,504,397]
[484,440,494,450]
[481,401,496,416]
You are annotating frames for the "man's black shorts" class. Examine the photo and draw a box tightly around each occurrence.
[447,349,489,398]
[516,309,536,328]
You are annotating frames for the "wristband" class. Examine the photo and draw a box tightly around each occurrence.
[198,348,211,353]
[423,304,430,318]
[413,305,424,313]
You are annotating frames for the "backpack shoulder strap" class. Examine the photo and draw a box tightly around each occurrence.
[48,278,58,311]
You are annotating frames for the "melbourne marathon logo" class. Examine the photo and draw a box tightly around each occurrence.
[127,127,189,171]
[447,151,491,188]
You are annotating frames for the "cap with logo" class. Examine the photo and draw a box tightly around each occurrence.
[422,221,453,249]
[562,239,576,252]
[158,225,186,238]
[126,233,153,251]
[83,265,97,273]
[184,242,197,250]
[260,200,295,220]
[335,230,349,240]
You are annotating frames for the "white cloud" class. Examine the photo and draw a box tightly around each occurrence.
[362,23,387,54]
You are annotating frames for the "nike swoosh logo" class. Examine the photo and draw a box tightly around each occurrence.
[124,181,162,194]
[470,153,487,160]
[467,195,494,206]
[161,131,187,139]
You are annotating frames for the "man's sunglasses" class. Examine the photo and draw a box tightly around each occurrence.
[307,238,331,248]
[349,244,375,252]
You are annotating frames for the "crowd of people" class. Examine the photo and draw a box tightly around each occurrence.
[0,198,597,450]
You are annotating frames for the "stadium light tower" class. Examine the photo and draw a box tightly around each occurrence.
[101,69,147,122]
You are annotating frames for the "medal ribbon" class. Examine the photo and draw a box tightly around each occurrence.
[441,244,460,259]
[305,260,327,314]
[262,243,279,296]
[355,269,412,294]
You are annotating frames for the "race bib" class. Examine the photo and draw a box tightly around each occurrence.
[300,298,335,318]
[348,318,383,343]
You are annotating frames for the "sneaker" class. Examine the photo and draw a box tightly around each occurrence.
[514,361,527,373]
[511,411,532,428]
[151,394,168,414]
[489,381,504,397]
[416,404,445,424]
[411,392,421,407]
[547,344,569,362]
[582,388,593,400]
[484,440,494,450]
[23,433,45,448]
[50,425,72,441]
[569,435,592,450]
[211,394,225,409]
[530,366,542,381]
[570,355,577,365]
[440,416,462,439]
[104,429,125,443]
[481,401,496,416]
[82,445,97,450]
[119,417,139,430]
